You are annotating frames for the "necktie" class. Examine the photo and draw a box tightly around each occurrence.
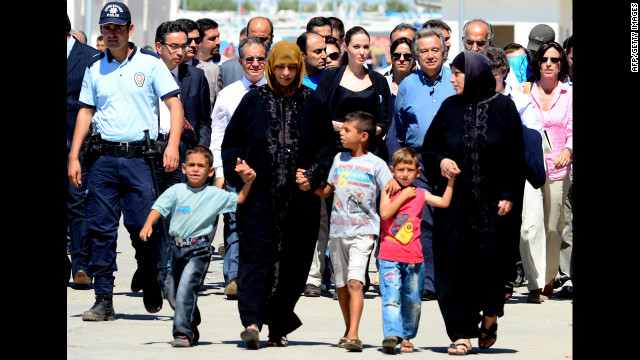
[249,84,258,90]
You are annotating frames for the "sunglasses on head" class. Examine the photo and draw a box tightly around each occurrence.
[187,36,201,44]
[327,52,341,60]
[540,56,561,63]
[392,52,413,61]
[465,39,487,47]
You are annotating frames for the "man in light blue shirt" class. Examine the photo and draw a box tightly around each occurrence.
[393,27,456,301]
[68,1,184,322]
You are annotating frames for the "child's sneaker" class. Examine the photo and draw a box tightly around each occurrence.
[171,336,192,347]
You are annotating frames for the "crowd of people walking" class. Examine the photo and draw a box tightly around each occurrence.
[67,1,573,355]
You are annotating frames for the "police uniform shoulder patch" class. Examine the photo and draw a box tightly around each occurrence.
[134,72,145,87]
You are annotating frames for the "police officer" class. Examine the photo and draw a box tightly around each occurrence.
[68,1,184,321]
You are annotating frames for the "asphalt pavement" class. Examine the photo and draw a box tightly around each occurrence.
[67,216,573,359]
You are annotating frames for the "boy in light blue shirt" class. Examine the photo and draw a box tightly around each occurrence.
[140,146,255,347]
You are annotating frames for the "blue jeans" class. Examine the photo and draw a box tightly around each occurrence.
[378,259,425,339]
[166,241,212,341]
[222,183,239,284]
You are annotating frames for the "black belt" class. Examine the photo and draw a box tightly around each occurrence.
[90,140,156,158]
[157,133,170,142]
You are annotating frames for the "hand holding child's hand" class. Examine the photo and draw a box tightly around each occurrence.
[296,168,311,191]
[236,158,256,183]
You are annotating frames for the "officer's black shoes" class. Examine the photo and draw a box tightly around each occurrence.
[131,268,144,293]
[82,293,115,321]
[143,275,163,313]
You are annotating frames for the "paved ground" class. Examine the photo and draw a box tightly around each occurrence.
[67,217,572,359]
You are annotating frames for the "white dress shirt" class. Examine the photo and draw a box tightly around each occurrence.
[158,66,181,135]
[209,74,267,179]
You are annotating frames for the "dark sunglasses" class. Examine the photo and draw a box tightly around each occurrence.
[187,36,201,44]
[540,56,561,63]
[327,52,341,60]
[465,39,487,47]
[392,52,413,61]
[244,56,266,63]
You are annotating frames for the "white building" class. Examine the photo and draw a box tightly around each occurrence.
[441,0,573,59]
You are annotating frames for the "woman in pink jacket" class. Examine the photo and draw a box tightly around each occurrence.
[515,42,572,303]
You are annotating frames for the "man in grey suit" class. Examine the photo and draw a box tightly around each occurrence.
[175,18,222,111]
[220,17,274,89]
[219,27,247,88]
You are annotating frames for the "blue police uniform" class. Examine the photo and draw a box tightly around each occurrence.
[78,43,180,300]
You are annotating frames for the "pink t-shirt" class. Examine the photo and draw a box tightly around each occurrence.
[378,187,425,263]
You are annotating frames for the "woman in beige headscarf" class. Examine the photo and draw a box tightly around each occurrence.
[222,40,336,349]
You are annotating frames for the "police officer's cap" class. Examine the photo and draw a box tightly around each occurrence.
[99,2,131,25]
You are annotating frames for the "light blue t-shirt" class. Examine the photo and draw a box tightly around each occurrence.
[327,152,393,237]
[78,43,180,142]
[301,70,324,90]
[152,183,239,239]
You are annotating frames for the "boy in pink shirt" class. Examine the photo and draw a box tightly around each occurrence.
[378,148,455,354]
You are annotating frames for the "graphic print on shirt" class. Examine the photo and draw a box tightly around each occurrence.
[175,205,192,216]
[387,213,417,245]
[334,164,374,218]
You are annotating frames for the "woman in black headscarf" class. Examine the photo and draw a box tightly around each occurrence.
[221,40,335,349]
[421,51,525,355]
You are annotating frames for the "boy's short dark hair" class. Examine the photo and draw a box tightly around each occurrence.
[391,147,420,168]
[344,111,376,145]
[185,145,214,167]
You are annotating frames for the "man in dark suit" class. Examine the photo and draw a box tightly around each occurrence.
[67,13,99,289]
[152,20,213,289]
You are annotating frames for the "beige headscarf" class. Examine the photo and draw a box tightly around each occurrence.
[265,40,306,98]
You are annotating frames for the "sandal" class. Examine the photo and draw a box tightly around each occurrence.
[338,337,348,348]
[240,324,260,349]
[345,338,363,352]
[400,339,415,352]
[479,323,498,349]
[382,336,398,354]
[448,342,470,356]
[505,281,514,300]
[266,336,288,347]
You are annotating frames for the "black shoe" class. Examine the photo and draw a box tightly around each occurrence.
[131,268,144,293]
[193,326,199,345]
[143,275,163,313]
[558,286,573,299]
[82,293,115,321]
[422,289,437,301]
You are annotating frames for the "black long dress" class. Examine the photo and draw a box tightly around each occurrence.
[421,52,525,342]
[221,85,335,338]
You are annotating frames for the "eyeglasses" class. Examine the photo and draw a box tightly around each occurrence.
[392,52,413,61]
[465,39,487,48]
[162,43,189,52]
[244,56,266,63]
[187,36,201,44]
[327,52,341,60]
[540,56,561,64]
